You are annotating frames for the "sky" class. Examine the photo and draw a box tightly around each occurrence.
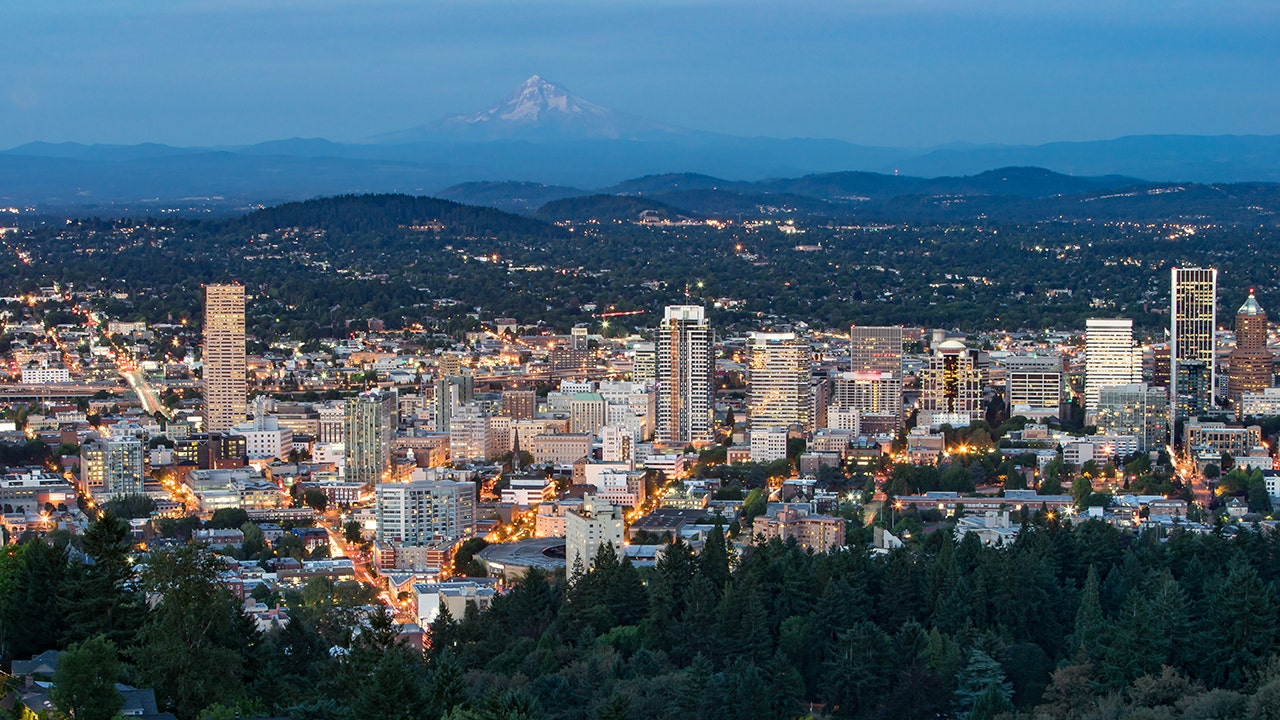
[3,0,1279,148]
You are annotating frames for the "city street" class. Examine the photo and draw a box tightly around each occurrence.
[122,366,168,419]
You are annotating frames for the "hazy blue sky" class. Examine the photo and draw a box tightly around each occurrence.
[3,0,1278,147]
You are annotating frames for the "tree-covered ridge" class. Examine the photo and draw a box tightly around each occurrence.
[534,194,696,223]
[432,521,1280,720]
[5,511,1280,719]
[234,193,563,239]
[8,194,1280,340]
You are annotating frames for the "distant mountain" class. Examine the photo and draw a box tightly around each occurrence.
[895,135,1280,183]
[648,189,839,219]
[434,181,586,214]
[521,168,1280,225]
[0,149,468,213]
[5,74,1280,212]
[374,75,689,143]
[602,173,754,196]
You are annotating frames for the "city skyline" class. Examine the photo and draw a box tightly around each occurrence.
[4,3,1280,718]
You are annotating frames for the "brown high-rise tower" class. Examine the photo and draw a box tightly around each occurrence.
[1229,291,1271,410]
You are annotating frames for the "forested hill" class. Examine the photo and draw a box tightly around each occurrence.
[428,522,1280,720]
[231,193,563,239]
[534,194,697,223]
[9,511,1280,719]
[440,168,1280,226]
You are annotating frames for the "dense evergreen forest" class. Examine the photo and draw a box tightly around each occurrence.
[5,194,1280,340]
[5,511,1280,720]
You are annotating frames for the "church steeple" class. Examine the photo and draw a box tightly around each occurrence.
[511,429,522,473]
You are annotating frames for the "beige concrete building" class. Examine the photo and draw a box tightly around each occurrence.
[203,284,247,433]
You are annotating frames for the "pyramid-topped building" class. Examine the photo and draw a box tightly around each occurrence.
[1229,291,1272,411]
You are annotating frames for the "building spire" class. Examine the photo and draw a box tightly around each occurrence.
[511,428,522,473]
[1237,290,1265,317]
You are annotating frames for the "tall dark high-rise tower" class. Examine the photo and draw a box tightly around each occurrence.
[1170,267,1217,421]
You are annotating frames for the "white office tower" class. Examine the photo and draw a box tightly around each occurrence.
[317,401,346,443]
[1170,267,1218,420]
[344,388,398,484]
[749,426,790,462]
[830,372,901,431]
[202,283,247,433]
[656,305,714,445]
[449,402,493,463]
[598,381,655,441]
[1084,319,1141,414]
[569,393,608,435]
[230,415,294,460]
[746,332,812,431]
[375,473,476,547]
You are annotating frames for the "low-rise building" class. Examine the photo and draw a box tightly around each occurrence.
[534,498,584,538]
[195,528,245,548]
[1183,421,1262,457]
[530,432,593,465]
[1240,387,1280,418]
[413,579,499,626]
[906,428,945,464]
[274,557,356,585]
[749,427,789,463]
[953,511,1020,546]
[500,474,555,507]
[565,495,625,572]
[1061,435,1140,467]
[751,506,845,552]
[0,468,77,514]
[296,480,365,506]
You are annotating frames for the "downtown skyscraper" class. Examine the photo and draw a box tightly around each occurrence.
[850,325,903,376]
[202,283,247,433]
[345,388,399,484]
[656,305,714,445]
[1084,318,1141,415]
[1229,291,1271,411]
[746,331,812,431]
[920,340,984,426]
[1170,267,1218,421]
[845,325,904,427]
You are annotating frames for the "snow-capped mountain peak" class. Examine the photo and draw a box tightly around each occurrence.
[465,75,611,125]
[373,75,686,142]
